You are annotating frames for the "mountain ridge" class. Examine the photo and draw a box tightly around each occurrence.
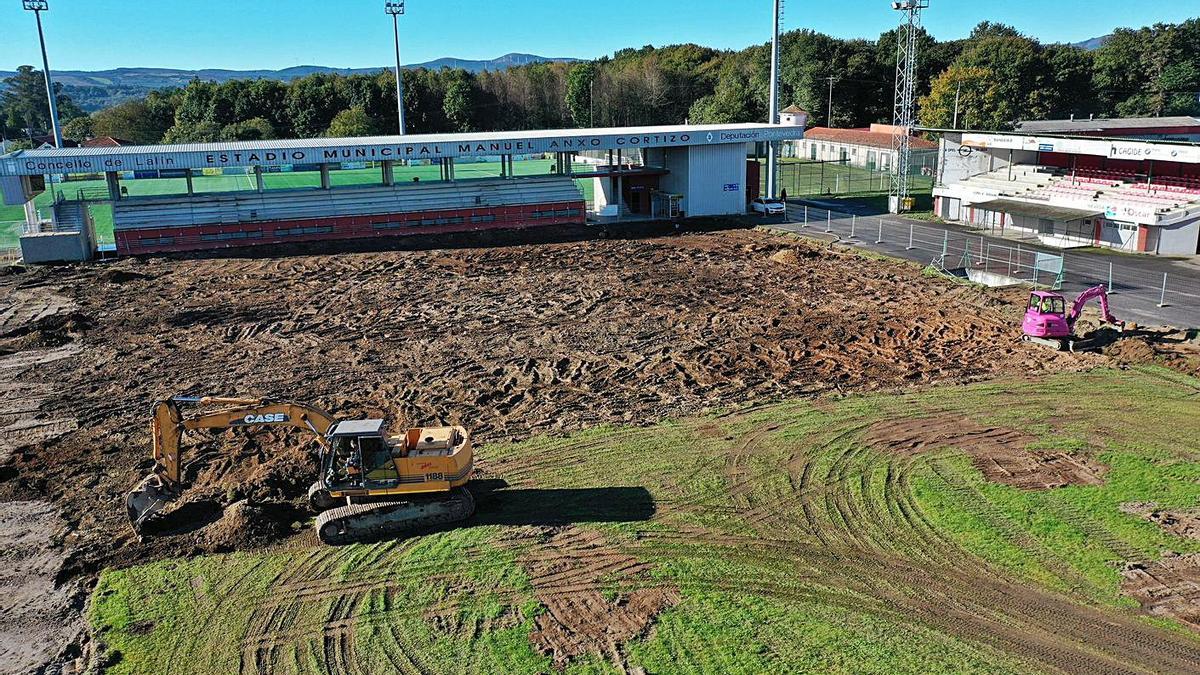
[0,53,579,110]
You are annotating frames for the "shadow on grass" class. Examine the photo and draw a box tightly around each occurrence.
[469,479,656,527]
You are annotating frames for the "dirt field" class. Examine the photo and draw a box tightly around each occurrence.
[0,227,1088,566]
[3,225,1199,673]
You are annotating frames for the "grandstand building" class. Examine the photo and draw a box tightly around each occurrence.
[1015,116,1200,142]
[933,130,1200,256]
[1,123,803,262]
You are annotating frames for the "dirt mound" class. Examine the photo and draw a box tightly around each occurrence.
[196,500,294,552]
[99,269,151,284]
[1105,329,1200,377]
[865,415,1107,489]
[515,526,679,668]
[1105,338,1159,365]
[0,311,95,352]
[1121,502,1200,540]
[1122,552,1200,631]
[767,245,819,266]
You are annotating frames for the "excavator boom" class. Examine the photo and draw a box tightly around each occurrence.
[1067,284,1121,331]
[127,396,337,533]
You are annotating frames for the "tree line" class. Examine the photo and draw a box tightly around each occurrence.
[2,18,1198,149]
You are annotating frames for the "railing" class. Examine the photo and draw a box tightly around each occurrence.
[786,204,1200,318]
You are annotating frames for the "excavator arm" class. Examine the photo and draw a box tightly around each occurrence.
[1066,285,1122,332]
[129,396,338,533]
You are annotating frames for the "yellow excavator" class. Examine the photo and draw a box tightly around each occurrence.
[126,396,474,545]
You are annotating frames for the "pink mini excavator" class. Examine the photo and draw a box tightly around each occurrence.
[1022,285,1124,351]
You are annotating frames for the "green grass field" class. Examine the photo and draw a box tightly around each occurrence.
[90,367,1200,674]
[0,159,595,250]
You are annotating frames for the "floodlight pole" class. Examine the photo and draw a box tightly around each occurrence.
[888,0,929,214]
[386,1,407,135]
[766,0,782,199]
[24,1,63,148]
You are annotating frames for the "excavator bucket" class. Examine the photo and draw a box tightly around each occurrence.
[126,474,176,534]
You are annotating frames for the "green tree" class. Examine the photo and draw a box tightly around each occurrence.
[161,121,224,144]
[918,65,1003,129]
[565,62,597,127]
[61,115,93,142]
[1,65,84,139]
[222,117,275,141]
[92,99,172,144]
[443,71,476,133]
[326,107,377,137]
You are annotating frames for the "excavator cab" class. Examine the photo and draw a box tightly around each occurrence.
[322,420,397,491]
[1023,291,1072,340]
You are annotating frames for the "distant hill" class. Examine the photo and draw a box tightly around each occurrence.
[0,53,579,111]
[1071,35,1111,51]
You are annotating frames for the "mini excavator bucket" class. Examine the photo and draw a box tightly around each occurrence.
[126,473,177,534]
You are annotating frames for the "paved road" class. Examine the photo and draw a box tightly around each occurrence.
[771,199,1200,329]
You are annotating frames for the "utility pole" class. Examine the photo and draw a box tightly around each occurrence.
[889,0,929,214]
[826,76,835,127]
[22,1,63,148]
[952,81,962,129]
[766,0,783,199]
[385,1,407,135]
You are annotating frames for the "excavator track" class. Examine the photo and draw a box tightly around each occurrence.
[315,487,475,545]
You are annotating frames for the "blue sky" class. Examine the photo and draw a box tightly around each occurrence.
[1,0,1196,72]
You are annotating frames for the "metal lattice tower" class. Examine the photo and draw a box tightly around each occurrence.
[766,0,784,199]
[889,0,928,213]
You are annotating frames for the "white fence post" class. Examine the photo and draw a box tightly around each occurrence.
[803,205,808,228]
[876,218,884,244]
[906,222,914,250]
[849,214,857,239]
[825,210,833,233]
[1159,273,1168,307]
[1107,262,1114,293]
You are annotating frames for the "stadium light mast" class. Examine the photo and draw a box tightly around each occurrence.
[22,0,63,149]
[888,0,928,214]
[385,1,407,135]
[766,0,783,199]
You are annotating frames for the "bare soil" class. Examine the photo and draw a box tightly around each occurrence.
[0,501,85,674]
[1121,501,1200,541]
[0,225,1126,671]
[1105,327,1200,378]
[0,228,1090,569]
[1122,552,1200,631]
[516,526,680,668]
[864,415,1107,489]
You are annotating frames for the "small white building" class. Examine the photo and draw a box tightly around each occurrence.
[790,124,938,173]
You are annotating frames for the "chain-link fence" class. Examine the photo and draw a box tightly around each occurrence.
[785,204,1200,321]
[762,158,937,199]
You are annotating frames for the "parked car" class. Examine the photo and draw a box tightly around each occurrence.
[750,197,786,216]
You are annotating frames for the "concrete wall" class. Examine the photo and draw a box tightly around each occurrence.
[20,230,91,263]
[1155,216,1200,256]
[937,133,1038,187]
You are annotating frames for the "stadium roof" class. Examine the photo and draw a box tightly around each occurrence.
[1016,117,1200,134]
[802,127,938,150]
[0,123,805,177]
[973,199,1103,222]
